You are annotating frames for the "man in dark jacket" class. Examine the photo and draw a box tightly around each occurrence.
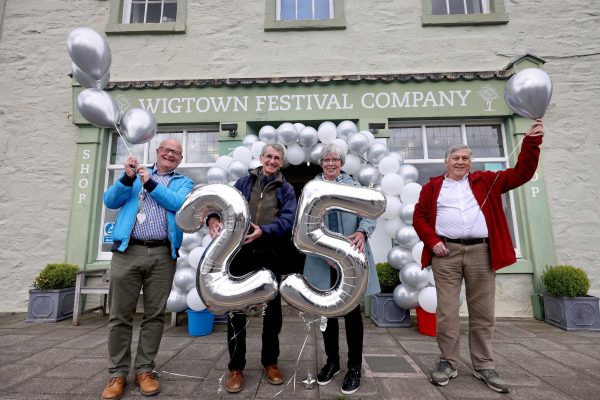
[207,143,297,393]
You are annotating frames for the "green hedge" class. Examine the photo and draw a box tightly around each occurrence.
[541,265,590,297]
[376,262,400,293]
[33,263,79,290]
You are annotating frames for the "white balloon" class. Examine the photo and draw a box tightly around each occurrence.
[367,142,389,165]
[232,146,252,166]
[298,126,319,148]
[258,125,277,144]
[206,166,228,184]
[317,121,337,144]
[418,287,437,313]
[186,288,207,311]
[227,160,248,181]
[187,246,206,269]
[398,164,419,183]
[249,159,262,169]
[400,182,422,204]
[242,134,259,149]
[181,232,204,251]
[360,129,375,144]
[277,122,298,146]
[412,242,424,265]
[201,234,213,248]
[215,155,233,171]
[384,217,403,237]
[309,143,325,164]
[378,155,401,175]
[336,120,358,140]
[332,138,348,155]
[294,122,306,132]
[381,195,402,220]
[380,173,404,195]
[426,266,435,286]
[347,132,370,155]
[341,153,362,175]
[388,151,405,165]
[399,203,415,225]
[176,255,188,269]
[173,267,196,292]
[250,141,266,159]
[166,288,188,312]
[286,144,305,165]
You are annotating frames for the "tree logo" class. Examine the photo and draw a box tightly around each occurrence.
[479,84,498,112]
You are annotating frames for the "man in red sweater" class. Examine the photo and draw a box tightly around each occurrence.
[413,120,544,393]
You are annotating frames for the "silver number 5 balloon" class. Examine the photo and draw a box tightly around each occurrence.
[176,184,278,315]
[280,180,386,317]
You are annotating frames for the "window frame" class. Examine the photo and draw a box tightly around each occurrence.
[105,0,187,34]
[265,0,346,31]
[388,119,523,258]
[421,0,508,26]
[96,125,218,260]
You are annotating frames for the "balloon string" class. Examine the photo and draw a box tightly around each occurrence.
[114,124,133,157]
[218,311,254,394]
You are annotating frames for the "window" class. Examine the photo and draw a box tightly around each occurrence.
[422,0,508,26]
[123,0,178,24]
[278,0,333,21]
[105,0,186,34]
[388,120,522,256]
[265,0,345,31]
[97,126,219,259]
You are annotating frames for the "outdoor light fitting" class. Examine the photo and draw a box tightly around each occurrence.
[368,122,386,134]
[221,123,238,138]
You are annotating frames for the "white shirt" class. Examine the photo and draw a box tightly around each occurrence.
[435,174,488,239]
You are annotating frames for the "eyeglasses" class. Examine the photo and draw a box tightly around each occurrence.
[261,154,282,162]
[158,146,182,157]
[322,158,342,164]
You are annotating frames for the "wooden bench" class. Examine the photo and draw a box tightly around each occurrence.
[72,268,179,327]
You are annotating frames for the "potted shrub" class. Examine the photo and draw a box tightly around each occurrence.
[27,263,79,323]
[541,265,600,331]
[370,262,410,327]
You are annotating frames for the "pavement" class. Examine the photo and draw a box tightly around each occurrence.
[1,309,600,400]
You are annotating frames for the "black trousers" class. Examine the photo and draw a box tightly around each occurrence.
[227,243,283,371]
[322,266,364,369]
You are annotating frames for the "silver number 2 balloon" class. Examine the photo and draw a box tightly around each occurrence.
[176,184,278,315]
[280,180,386,317]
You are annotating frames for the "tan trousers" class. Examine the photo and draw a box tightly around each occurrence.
[431,242,496,370]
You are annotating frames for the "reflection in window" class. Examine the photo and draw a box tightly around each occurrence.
[388,127,423,160]
[426,125,462,159]
[125,0,178,24]
[278,0,332,21]
[431,0,490,15]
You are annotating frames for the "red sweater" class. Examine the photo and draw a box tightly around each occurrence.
[413,134,543,271]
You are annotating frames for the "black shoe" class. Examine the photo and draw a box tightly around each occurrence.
[341,368,361,395]
[317,362,340,385]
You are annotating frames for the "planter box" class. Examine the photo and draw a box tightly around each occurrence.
[543,293,600,331]
[27,288,75,323]
[370,293,410,328]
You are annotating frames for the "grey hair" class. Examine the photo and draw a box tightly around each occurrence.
[261,143,286,161]
[444,144,472,162]
[319,143,346,166]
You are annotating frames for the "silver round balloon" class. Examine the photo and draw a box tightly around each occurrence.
[367,142,389,165]
[398,164,419,184]
[276,122,298,146]
[176,184,278,315]
[173,267,196,292]
[309,143,325,165]
[347,132,370,155]
[181,231,204,251]
[336,120,358,140]
[387,246,414,270]
[67,27,112,81]
[356,164,381,187]
[399,203,415,225]
[258,125,277,144]
[206,166,229,184]
[395,225,420,249]
[242,134,259,149]
[504,68,553,119]
[227,160,248,181]
[298,126,319,148]
[77,88,120,129]
[165,287,188,312]
[400,263,430,290]
[388,151,405,166]
[393,283,420,309]
[71,62,109,89]
[120,108,157,145]
[280,180,386,317]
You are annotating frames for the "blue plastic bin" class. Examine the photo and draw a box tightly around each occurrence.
[186,308,215,336]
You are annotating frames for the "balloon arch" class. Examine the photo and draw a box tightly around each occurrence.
[166,120,439,315]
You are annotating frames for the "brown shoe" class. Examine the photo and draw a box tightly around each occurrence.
[135,371,160,396]
[225,370,244,393]
[265,365,284,385]
[101,376,126,400]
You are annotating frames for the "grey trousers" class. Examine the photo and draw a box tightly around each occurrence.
[107,244,175,377]
[431,242,496,370]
